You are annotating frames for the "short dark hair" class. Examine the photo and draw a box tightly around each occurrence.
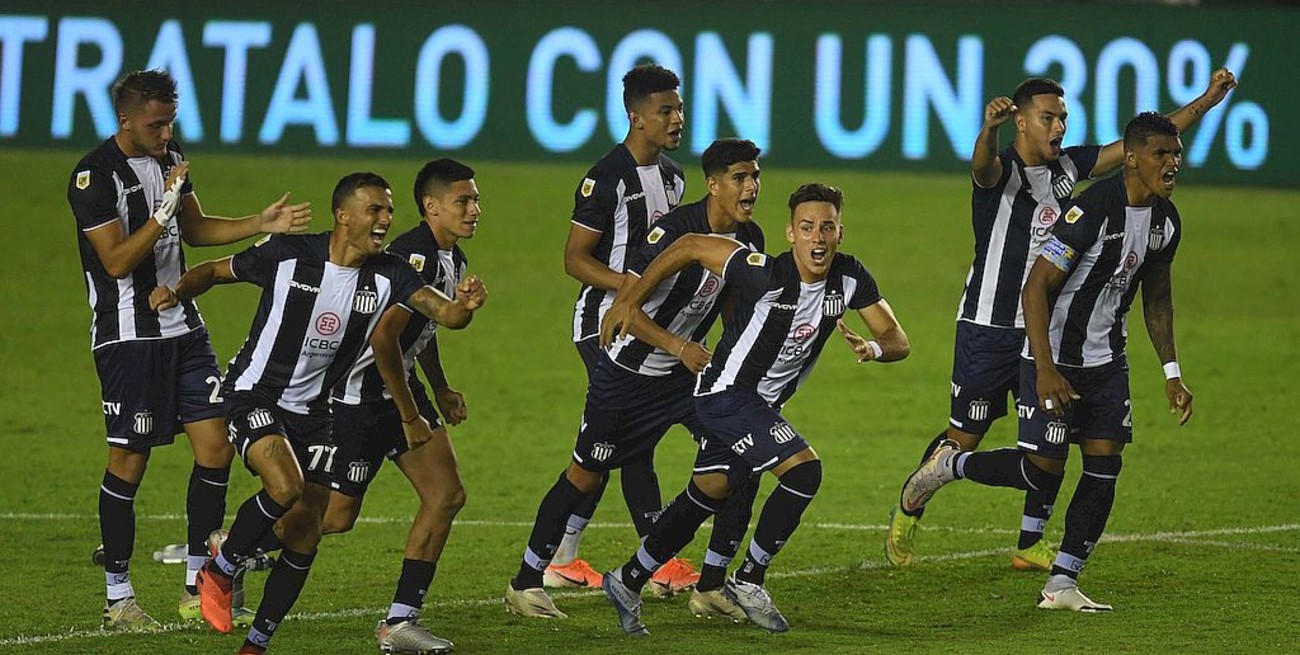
[1124,111,1179,150]
[332,172,391,212]
[701,138,761,178]
[112,69,178,115]
[787,183,844,214]
[1011,77,1064,110]
[413,158,475,217]
[622,64,680,112]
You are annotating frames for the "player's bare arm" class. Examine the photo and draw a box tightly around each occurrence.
[84,162,187,278]
[1142,260,1194,425]
[417,335,468,426]
[836,299,910,363]
[407,276,486,329]
[148,256,236,310]
[614,277,712,372]
[373,306,437,449]
[1023,256,1079,414]
[563,223,626,290]
[178,168,312,246]
[972,96,1015,188]
[1093,68,1238,176]
[599,234,741,347]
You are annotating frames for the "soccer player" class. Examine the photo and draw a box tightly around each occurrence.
[505,139,763,620]
[320,159,481,654]
[598,183,910,634]
[885,69,1237,569]
[66,68,310,630]
[150,172,486,654]
[551,63,695,592]
[900,112,1195,611]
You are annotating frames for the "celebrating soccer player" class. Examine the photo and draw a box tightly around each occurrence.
[67,69,310,631]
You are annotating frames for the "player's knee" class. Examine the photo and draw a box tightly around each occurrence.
[1082,454,1123,480]
[777,459,823,498]
[944,427,984,451]
[321,507,358,535]
[564,462,604,494]
[279,510,323,551]
[263,477,305,509]
[1022,456,1065,494]
[691,472,730,501]
[1025,452,1066,477]
[433,479,467,515]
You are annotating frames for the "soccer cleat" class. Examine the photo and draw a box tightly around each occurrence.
[688,588,747,623]
[601,572,648,636]
[898,439,960,515]
[1037,585,1113,612]
[376,618,455,654]
[196,564,235,633]
[503,584,568,619]
[543,559,603,588]
[103,597,163,632]
[181,590,255,627]
[1012,541,1057,572]
[236,645,266,655]
[884,505,920,567]
[723,575,789,632]
[648,557,700,598]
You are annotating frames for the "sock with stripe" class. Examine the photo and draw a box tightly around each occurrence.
[697,473,759,592]
[1018,486,1059,549]
[244,548,315,652]
[1051,455,1122,580]
[214,490,288,577]
[551,474,604,567]
[955,448,1062,493]
[186,464,229,591]
[100,471,139,603]
[512,473,587,590]
[735,460,822,586]
[616,480,721,593]
[386,558,436,625]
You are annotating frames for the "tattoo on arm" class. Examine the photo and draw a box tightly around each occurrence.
[1143,263,1177,363]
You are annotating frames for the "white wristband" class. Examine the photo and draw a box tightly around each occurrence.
[1163,362,1182,380]
[867,340,884,361]
[152,188,179,227]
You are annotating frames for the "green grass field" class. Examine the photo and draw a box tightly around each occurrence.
[0,148,1296,654]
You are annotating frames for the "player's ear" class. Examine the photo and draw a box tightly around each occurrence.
[706,174,718,197]
[422,194,437,218]
[785,221,795,245]
[117,112,130,131]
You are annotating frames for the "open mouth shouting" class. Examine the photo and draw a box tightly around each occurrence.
[810,246,829,266]
[369,225,389,248]
[1049,136,1063,157]
[1161,167,1178,192]
[738,196,756,217]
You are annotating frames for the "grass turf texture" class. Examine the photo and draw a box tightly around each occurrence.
[0,149,1295,654]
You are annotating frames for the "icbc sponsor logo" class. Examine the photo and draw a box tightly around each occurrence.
[316,312,341,335]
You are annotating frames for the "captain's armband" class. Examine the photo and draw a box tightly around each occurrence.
[1041,238,1077,272]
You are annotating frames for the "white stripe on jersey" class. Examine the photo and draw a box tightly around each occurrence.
[698,288,777,398]
[572,178,630,341]
[970,170,1022,325]
[233,259,296,396]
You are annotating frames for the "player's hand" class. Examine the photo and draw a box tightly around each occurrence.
[984,96,1017,129]
[1201,68,1238,107]
[401,415,436,450]
[455,275,487,311]
[149,286,179,311]
[599,299,637,349]
[259,192,312,234]
[434,387,468,426]
[676,341,711,374]
[1036,364,1080,415]
[836,319,875,363]
[1165,378,1194,426]
[164,161,189,195]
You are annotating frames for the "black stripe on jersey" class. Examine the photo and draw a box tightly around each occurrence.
[252,264,325,401]
[987,165,1040,326]
[613,265,703,371]
[772,273,846,407]
[1056,218,1124,366]
[116,163,165,340]
[735,258,802,392]
[317,269,379,412]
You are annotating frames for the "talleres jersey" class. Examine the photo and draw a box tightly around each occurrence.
[67,137,200,349]
[958,144,1101,329]
[571,144,685,342]
[1032,174,1181,368]
[333,223,466,405]
[606,199,765,377]
[697,248,883,407]
[222,233,427,415]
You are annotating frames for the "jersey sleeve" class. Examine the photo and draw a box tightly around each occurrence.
[229,235,289,287]
[846,257,883,310]
[571,171,617,232]
[1043,199,1105,272]
[1065,144,1103,180]
[386,258,430,308]
[68,165,118,232]
[625,221,680,276]
[721,246,771,297]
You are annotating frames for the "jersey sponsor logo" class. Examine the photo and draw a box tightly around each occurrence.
[950,382,962,397]
[590,441,615,462]
[1045,420,1068,444]
[133,411,153,435]
[316,312,341,335]
[771,302,798,311]
[1064,206,1084,224]
[792,323,816,343]
[623,191,646,203]
[1051,174,1075,200]
[288,279,321,294]
[1017,403,1035,420]
[346,460,370,484]
[247,408,274,430]
[647,226,666,244]
[746,252,767,267]
[1102,232,1126,241]
[102,401,121,416]
[968,400,990,422]
[822,290,845,317]
[1148,223,1166,250]
[580,177,595,197]
[122,182,144,196]
[353,289,379,314]
[408,253,426,272]
[699,276,720,297]
[731,433,755,456]
[769,422,799,444]
[1037,205,1058,226]
[76,170,91,190]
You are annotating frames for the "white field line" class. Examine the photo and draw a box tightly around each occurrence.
[0,522,1295,647]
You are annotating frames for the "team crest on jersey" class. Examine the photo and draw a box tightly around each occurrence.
[132,411,153,435]
[1148,223,1165,250]
[247,408,274,430]
[769,422,799,444]
[580,177,596,198]
[353,290,379,314]
[1045,421,1068,444]
[590,442,615,462]
[1063,206,1084,224]
[346,461,370,484]
[968,400,990,422]
[647,227,666,244]
[822,290,845,317]
[76,170,91,190]
[1051,174,1075,200]
[746,252,767,267]
[408,253,426,272]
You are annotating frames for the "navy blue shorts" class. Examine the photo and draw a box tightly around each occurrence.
[575,337,605,381]
[330,382,441,497]
[692,390,809,476]
[1016,357,1133,459]
[949,322,1024,436]
[225,392,335,487]
[572,359,700,472]
[92,328,224,451]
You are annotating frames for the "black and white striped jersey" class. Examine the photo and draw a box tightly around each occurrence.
[221,233,427,415]
[67,137,201,349]
[605,199,765,376]
[333,222,467,405]
[571,144,685,342]
[696,248,882,407]
[958,144,1101,329]
[1030,174,1181,368]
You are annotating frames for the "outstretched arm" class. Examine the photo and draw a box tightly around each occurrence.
[836,299,910,363]
[405,276,487,330]
[179,179,312,246]
[1142,261,1193,425]
[149,256,237,310]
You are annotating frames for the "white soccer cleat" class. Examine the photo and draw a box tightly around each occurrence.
[503,585,568,619]
[1037,585,1113,613]
[723,575,789,632]
[899,439,960,515]
[103,597,163,632]
[376,618,454,654]
[688,588,748,623]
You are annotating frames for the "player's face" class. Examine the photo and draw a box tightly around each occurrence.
[1016,93,1068,163]
[786,201,843,281]
[429,179,481,239]
[118,100,177,159]
[339,185,395,256]
[707,161,761,224]
[632,90,685,151]
[1129,134,1183,200]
